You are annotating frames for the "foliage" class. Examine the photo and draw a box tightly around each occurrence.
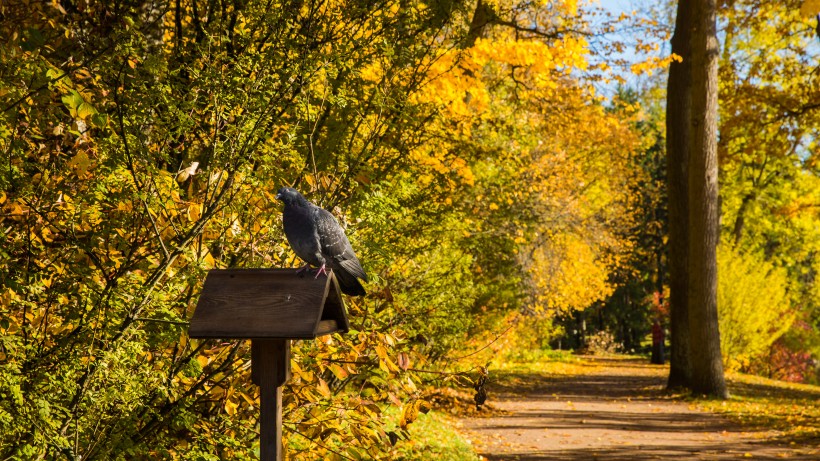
[596,86,668,352]
[717,244,794,372]
[764,333,818,384]
[503,315,564,357]
[716,0,820,382]
[0,0,648,459]
[607,0,820,384]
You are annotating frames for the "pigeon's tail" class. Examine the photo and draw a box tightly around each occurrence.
[332,267,367,297]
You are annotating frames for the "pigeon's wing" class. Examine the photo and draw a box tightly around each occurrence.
[315,207,367,280]
[338,258,367,281]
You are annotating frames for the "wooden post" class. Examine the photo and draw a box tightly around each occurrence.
[252,339,292,461]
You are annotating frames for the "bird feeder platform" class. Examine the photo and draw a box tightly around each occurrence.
[189,268,350,461]
[189,268,349,339]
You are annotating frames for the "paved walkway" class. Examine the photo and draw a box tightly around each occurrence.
[459,357,818,460]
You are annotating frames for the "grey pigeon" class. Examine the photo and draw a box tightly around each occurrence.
[275,187,368,296]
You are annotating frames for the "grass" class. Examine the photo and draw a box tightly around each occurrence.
[494,348,597,374]
[697,371,820,444]
[387,410,481,461]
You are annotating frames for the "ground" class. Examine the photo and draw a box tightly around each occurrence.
[457,356,819,460]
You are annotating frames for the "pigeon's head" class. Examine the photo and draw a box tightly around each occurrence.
[275,187,308,206]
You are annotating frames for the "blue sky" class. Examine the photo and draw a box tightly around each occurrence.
[591,0,674,95]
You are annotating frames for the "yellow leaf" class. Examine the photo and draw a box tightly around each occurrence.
[316,378,331,398]
[416,399,432,414]
[328,363,349,380]
[374,344,388,360]
[224,399,238,416]
[382,356,400,373]
[239,391,255,406]
[187,203,203,222]
[404,376,417,393]
[77,102,96,119]
[67,152,92,175]
[399,400,419,430]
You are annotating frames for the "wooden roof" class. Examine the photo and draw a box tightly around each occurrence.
[189,268,349,339]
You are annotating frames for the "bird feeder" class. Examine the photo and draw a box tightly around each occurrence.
[189,268,349,461]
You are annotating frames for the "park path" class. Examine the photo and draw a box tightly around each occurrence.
[457,357,818,460]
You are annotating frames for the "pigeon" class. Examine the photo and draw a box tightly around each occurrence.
[275,187,368,296]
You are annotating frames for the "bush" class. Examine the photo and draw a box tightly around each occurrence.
[584,331,622,355]
[717,245,794,372]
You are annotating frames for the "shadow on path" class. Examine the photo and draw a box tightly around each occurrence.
[490,357,670,401]
[459,357,818,461]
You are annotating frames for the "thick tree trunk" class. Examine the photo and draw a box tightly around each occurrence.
[665,0,693,390]
[686,0,729,398]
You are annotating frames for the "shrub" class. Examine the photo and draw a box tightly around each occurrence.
[717,245,794,372]
[584,331,621,355]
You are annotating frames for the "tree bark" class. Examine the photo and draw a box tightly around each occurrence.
[731,193,754,244]
[686,0,729,398]
[465,0,498,48]
[665,0,693,390]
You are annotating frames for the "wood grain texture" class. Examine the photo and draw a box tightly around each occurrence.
[254,339,291,461]
[189,268,349,339]
[251,339,292,387]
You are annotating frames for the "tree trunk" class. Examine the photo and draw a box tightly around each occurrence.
[732,193,754,244]
[686,0,729,398]
[465,0,498,48]
[665,0,693,390]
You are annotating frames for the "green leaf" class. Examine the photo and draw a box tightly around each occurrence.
[21,28,45,52]
[90,112,108,128]
[46,68,62,80]
[61,90,83,118]
[77,102,97,119]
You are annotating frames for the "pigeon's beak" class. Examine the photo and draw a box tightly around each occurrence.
[275,192,282,200]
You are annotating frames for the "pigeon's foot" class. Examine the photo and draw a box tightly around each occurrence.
[296,264,311,277]
[314,264,329,279]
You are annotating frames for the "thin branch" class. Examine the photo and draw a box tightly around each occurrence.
[133,317,190,326]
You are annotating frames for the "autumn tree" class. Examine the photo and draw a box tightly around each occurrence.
[0,0,653,458]
[715,0,820,382]
[0,0,474,458]
[598,87,668,352]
